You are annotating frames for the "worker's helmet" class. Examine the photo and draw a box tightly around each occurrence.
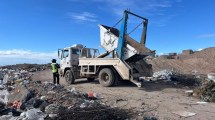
[52,59,56,63]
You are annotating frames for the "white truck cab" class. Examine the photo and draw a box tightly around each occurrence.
[58,44,100,84]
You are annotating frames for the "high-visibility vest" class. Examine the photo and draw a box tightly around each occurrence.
[51,63,58,73]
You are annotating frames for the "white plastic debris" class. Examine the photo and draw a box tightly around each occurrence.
[0,84,4,89]
[80,102,88,108]
[153,70,176,80]
[3,74,9,84]
[185,90,193,96]
[172,111,196,117]
[93,93,103,99]
[0,115,13,120]
[196,101,207,104]
[185,90,193,93]
[0,90,9,104]
[207,73,215,82]
[49,114,58,119]
[80,100,91,108]
[69,87,79,95]
[24,108,45,120]
[24,80,29,83]
[40,96,46,101]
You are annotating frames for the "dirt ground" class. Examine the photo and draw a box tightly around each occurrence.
[32,70,215,120]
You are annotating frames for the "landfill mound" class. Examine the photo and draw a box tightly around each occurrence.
[148,47,215,74]
[0,63,50,72]
[194,80,215,102]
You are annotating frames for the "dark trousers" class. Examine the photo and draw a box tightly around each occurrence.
[53,73,59,84]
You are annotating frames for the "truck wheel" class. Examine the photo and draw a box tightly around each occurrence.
[87,77,95,82]
[65,70,75,84]
[99,68,115,87]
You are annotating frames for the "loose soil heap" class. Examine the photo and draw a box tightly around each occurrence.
[148,47,215,74]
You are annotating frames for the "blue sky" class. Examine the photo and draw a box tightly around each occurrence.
[0,0,214,65]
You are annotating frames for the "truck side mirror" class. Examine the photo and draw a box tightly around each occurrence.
[58,49,62,59]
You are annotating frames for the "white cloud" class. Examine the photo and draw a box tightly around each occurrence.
[69,12,97,22]
[197,34,215,38]
[67,0,181,26]
[0,49,57,65]
[91,0,178,27]
[197,48,203,51]
[92,0,173,16]
[158,53,165,55]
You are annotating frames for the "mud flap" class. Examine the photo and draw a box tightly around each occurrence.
[130,79,143,88]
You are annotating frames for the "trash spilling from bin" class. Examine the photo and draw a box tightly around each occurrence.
[152,69,201,86]
[153,69,177,80]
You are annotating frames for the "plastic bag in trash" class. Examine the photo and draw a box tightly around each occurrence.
[69,87,79,95]
[0,90,9,104]
[0,84,4,89]
[3,74,9,84]
[0,115,13,120]
[0,108,22,116]
[24,98,43,110]
[153,69,176,80]
[23,108,45,120]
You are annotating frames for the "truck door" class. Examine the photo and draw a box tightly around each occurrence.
[70,48,80,65]
[60,49,70,70]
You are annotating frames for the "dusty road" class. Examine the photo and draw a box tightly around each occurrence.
[32,70,215,120]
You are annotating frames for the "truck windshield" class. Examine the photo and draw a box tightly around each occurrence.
[80,48,99,58]
[63,50,69,58]
[72,49,80,55]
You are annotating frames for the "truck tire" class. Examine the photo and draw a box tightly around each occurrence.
[99,68,115,87]
[65,70,75,84]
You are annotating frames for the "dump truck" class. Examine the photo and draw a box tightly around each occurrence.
[58,10,154,87]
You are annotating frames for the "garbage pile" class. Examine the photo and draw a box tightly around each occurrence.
[153,69,178,80]
[0,63,49,87]
[194,80,215,102]
[0,80,133,120]
[0,64,49,72]
[152,69,201,86]
[0,68,32,87]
